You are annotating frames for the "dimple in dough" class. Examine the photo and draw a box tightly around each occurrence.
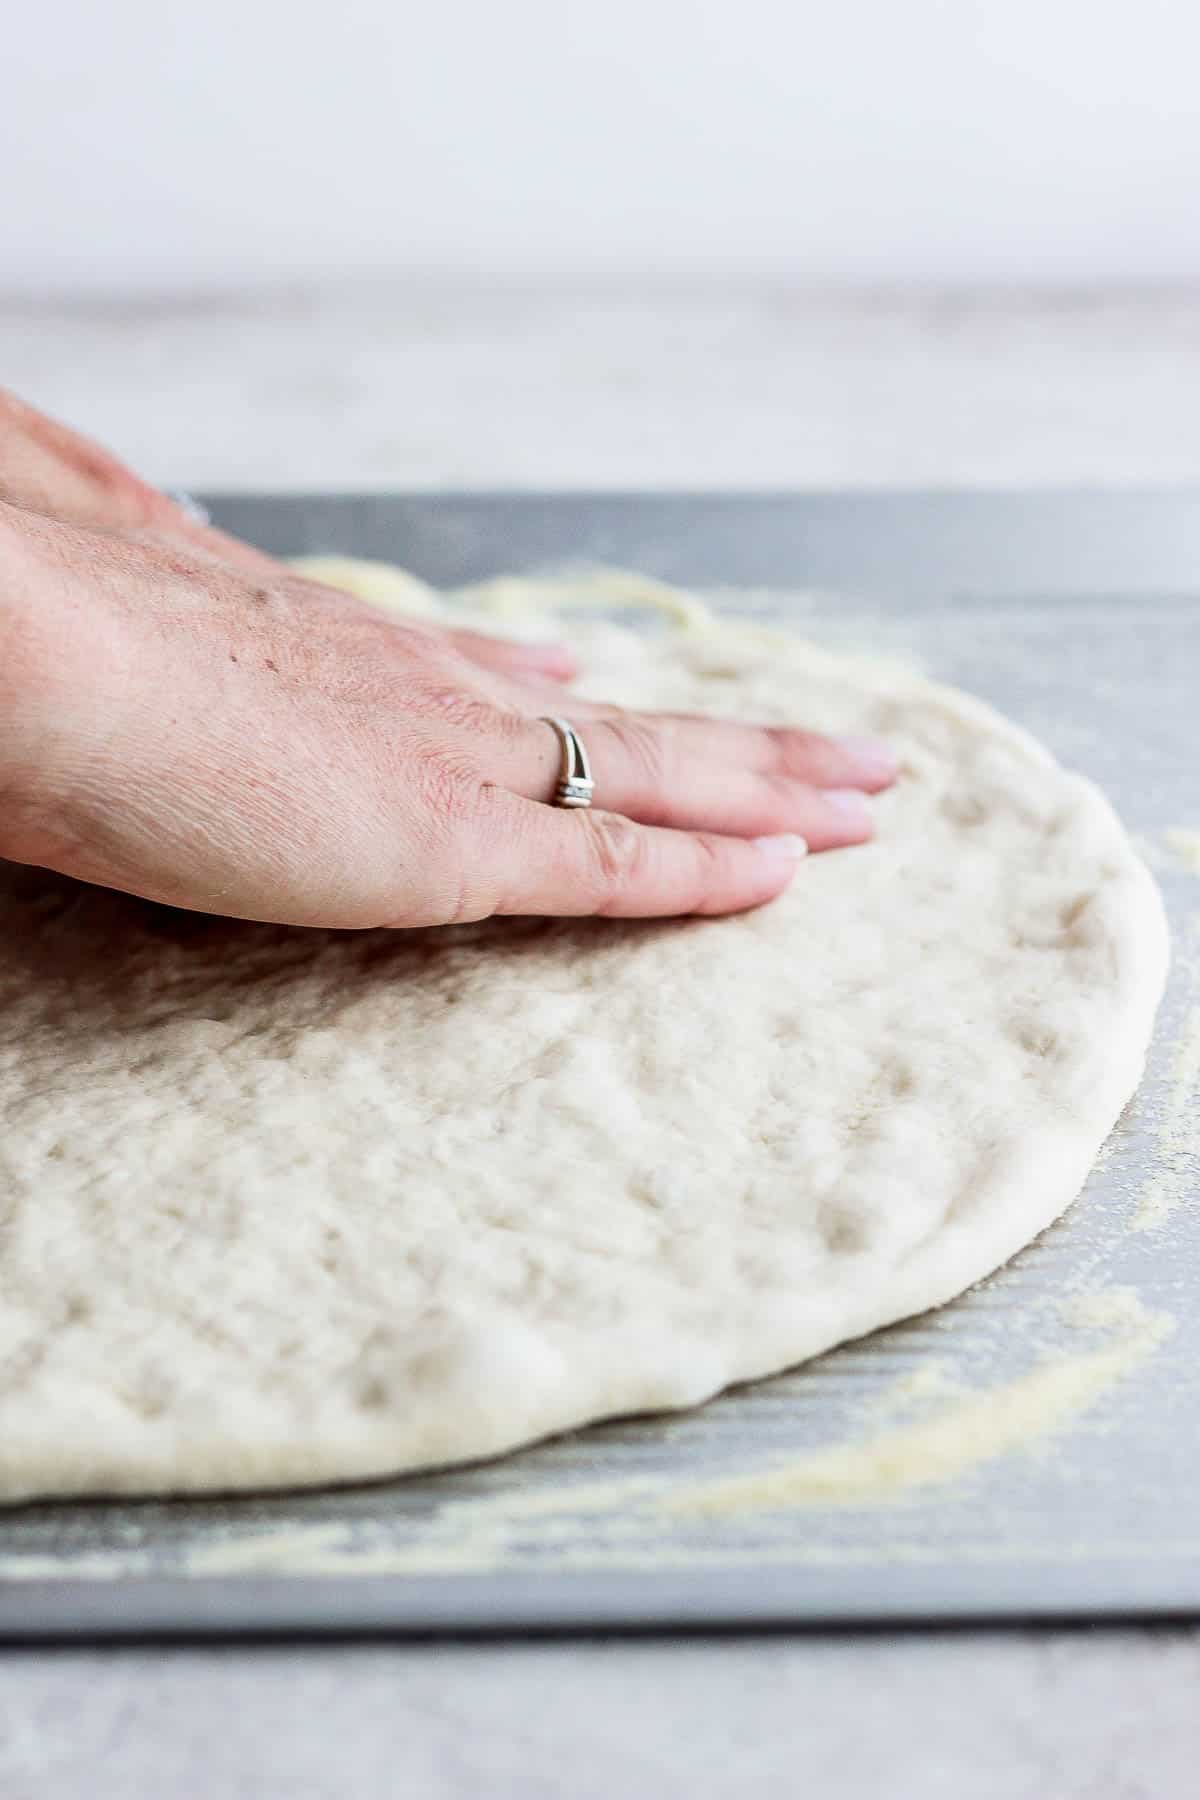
[0,568,1168,1502]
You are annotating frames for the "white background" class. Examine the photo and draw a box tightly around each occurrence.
[4,0,1199,293]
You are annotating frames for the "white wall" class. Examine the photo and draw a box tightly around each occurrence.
[4,0,1198,294]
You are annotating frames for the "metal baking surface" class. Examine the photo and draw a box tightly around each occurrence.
[3,492,1198,1639]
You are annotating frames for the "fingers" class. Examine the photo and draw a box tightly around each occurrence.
[475,795,809,919]
[496,712,896,849]
[581,711,897,793]
[284,560,578,685]
[441,627,577,684]
[0,388,165,530]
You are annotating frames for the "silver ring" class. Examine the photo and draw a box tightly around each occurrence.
[540,716,595,809]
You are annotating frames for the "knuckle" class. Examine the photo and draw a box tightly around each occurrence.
[394,750,498,927]
[434,850,488,928]
[683,832,722,905]
[391,848,481,929]
[407,675,504,738]
[580,810,648,910]
[758,767,807,820]
[604,714,670,788]
[769,724,826,775]
[433,789,508,925]
[763,724,798,769]
[409,739,487,836]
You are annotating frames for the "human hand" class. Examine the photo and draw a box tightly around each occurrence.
[0,386,274,567]
[0,387,585,684]
[1,500,895,926]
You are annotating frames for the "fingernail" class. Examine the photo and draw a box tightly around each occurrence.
[834,735,898,780]
[825,789,873,828]
[754,833,810,863]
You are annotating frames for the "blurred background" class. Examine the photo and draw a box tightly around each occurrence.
[3,0,1198,489]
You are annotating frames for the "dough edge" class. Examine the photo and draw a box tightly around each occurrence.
[0,581,1170,1502]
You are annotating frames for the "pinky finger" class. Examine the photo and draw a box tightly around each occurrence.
[486,797,809,920]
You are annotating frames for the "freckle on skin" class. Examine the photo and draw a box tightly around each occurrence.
[229,652,238,663]
[265,659,278,672]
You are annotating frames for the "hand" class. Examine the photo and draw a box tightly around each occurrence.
[0,386,275,569]
[0,387,583,682]
[1,497,895,926]
[0,394,897,925]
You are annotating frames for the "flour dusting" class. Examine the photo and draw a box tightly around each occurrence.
[665,1291,1173,1516]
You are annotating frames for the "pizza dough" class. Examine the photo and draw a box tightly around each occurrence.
[0,568,1168,1502]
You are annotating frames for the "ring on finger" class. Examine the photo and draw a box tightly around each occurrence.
[540,716,595,809]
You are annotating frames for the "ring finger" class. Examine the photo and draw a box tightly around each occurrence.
[490,709,897,848]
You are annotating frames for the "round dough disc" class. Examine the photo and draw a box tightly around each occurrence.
[0,572,1168,1501]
